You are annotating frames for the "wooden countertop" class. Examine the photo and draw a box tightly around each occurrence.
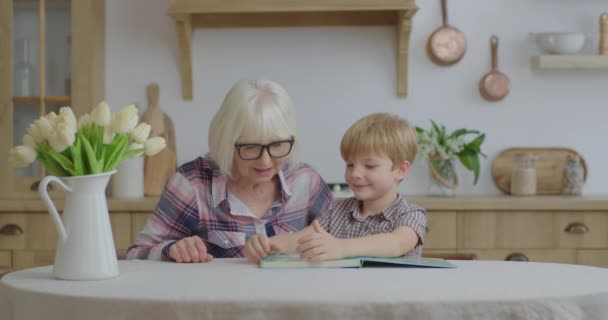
[1,196,608,212]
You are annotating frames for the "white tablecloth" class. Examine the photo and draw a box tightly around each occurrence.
[1,259,607,320]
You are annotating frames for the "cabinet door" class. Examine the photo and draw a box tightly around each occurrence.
[425,211,457,249]
[555,212,608,249]
[459,212,553,249]
[463,249,576,264]
[0,251,12,268]
[577,250,608,267]
[0,0,104,198]
[12,249,54,270]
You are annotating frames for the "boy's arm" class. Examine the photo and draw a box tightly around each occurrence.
[338,226,419,258]
[297,221,419,261]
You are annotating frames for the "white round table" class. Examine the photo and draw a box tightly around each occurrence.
[1,259,607,320]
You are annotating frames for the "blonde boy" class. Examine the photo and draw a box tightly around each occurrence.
[244,113,427,262]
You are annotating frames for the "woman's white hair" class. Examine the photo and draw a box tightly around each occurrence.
[208,79,298,178]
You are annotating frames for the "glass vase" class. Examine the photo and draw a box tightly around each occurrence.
[427,158,458,197]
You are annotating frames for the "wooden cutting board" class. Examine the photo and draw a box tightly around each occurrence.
[143,83,177,197]
[492,148,587,195]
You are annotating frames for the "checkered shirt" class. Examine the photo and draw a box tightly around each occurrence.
[317,194,427,257]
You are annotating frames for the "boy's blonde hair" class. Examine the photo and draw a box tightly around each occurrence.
[340,113,417,167]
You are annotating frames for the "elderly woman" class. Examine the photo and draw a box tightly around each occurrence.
[126,80,334,263]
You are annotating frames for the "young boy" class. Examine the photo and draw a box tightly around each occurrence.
[244,113,427,263]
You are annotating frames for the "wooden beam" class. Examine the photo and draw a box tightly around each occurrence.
[174,14,193,101]
[396,8,417,98]
[0,0,13,196]
[71,0,105,116]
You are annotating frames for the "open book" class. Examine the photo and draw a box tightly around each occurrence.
[260,254,457,269]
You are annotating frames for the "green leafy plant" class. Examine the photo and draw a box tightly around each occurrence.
[416,120,486,184]
[9,102,167,176]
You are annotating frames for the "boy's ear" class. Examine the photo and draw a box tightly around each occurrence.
[396,160,411,181]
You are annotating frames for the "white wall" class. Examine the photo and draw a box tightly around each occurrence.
[106,0,608,195]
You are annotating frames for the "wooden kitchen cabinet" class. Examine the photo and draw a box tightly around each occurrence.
[0,0,105,199]
[414,196,608,267]
[2,196,608,270]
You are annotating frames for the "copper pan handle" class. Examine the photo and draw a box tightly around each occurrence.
[491,35,498,70]
[441,0,448,25]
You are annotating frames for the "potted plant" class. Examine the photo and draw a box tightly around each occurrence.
[416,120,486,196]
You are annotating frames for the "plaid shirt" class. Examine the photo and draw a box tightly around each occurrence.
[316,194,427,257]
[126,156,334,260]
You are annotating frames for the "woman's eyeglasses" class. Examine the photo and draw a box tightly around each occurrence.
[234,138,294,160]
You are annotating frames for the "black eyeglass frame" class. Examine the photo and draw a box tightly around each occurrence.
[234,138,295,160]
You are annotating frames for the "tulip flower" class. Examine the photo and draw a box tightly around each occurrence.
[34,117,54,139]
[8,145,37,168]
[144,137,166,156]
[130,123,151,144]
[23,134,36,149]
[59,107,78,133]
[48,122,76,153]
[111,104,138,134]
[78,114,93,129]
[27,123,44,144]
[91,101,111,127]
[103,126,115,145]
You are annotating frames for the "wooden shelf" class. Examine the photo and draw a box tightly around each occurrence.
[12,96,71,104]
[167,0,418,100]
[532,55,608,69]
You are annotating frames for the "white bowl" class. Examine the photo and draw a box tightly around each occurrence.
[535,32,586,54]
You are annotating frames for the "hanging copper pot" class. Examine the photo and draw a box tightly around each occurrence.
[479,35,511,102]
[426,0,467,66]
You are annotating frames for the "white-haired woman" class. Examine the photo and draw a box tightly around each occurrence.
[126,80,334,262]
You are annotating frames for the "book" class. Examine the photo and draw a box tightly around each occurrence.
[260,254,457,269]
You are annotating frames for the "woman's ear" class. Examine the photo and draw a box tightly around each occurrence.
[395,160,411,181]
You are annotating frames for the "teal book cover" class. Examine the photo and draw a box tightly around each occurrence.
[260,254,457,269]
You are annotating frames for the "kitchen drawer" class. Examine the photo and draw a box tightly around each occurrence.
[555,212,608,249]
[0,213,131,251]
[464,249,576,264]
[577,250,608,267]
[424,211,457,249]
[0,213,56,250]
[0,250,11,268]
[131,213,152,242]
[459,212,553,249]
[110,213,132,250]
[12,250,55,270]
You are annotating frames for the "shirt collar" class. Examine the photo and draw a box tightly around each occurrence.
[210,168,292,209]
[349,194,403,221]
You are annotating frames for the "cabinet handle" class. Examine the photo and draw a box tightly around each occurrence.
[505,252,529,262]
[0,224,24,236]
[564,222,589,234]
[30,180,52,191]
[425,226,430,233]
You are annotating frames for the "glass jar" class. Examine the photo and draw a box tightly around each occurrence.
[510,154,537,196]
[562,156,584,195]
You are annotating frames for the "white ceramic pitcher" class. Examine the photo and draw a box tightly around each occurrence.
[39,170,119,280]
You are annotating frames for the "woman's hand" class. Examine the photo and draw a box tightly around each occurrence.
[169,236,214,263]
[244,234,289,263]
[296,220,344,262]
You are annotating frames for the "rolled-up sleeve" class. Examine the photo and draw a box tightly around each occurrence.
[396,205,427,245]
[126,172,200,261]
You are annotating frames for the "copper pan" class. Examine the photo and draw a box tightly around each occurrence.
[426,0,467,66]
[479,35,511,102]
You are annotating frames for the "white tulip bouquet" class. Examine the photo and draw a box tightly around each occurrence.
[8,101,166,176]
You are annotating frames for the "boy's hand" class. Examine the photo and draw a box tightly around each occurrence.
[169,236,214,263]
[244,234,286,263]
[296,220,343,262]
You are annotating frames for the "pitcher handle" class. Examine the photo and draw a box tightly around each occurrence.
[39,175,70,243]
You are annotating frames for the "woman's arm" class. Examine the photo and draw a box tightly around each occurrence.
[126,172,200,261]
